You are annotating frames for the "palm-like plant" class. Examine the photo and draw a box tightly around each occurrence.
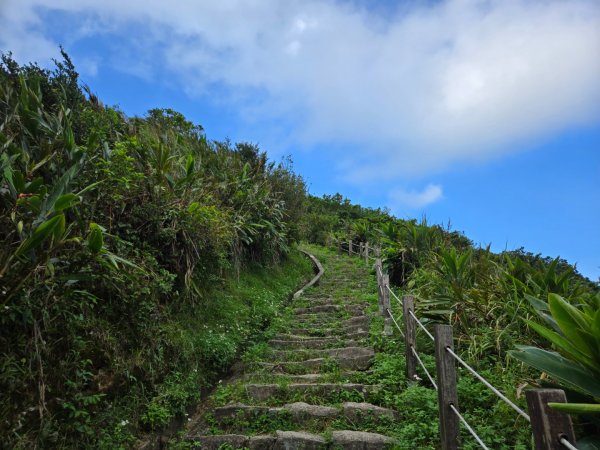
[511,293,600,414]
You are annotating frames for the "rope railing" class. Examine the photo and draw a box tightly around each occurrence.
[387,308,405,338]
[450,404,490,450]
[445,346,531,422]
[411,345,437,390]
[408,309,435,342]
[386,284,403,307]
[561,437,578,450]
[335,239,579,450]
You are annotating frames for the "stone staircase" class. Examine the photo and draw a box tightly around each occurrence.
[186,250,399,449]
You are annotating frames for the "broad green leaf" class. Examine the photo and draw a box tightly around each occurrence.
[54,193,79,212]
[15,214,65,256]
[24,177,44,194]
[12,170,25,192]
[510,346,600,399]
[549,294,594,356]
[185,153,194,177]
[17,195,42,214]
[43,164,79,216]
[30,152,56,174]
[75,180,103,196]
[101,251,142,271]
[3,165,17,197]
[526,294,560,332]
[87,223,103,254]
[53,213,66,240]
[525,320,597,372]
[548,402,600,414]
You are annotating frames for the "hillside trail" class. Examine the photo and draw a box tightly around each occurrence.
[185,246,400,449]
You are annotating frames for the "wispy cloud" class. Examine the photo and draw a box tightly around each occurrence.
[389,184,444,209]
[2,0,599,182]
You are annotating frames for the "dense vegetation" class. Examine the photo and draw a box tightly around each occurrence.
[0,51,310,448]
[303,193,600,446]
[1,51,598,448]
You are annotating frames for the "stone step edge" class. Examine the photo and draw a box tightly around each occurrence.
[188,430,397,449]
[212,400,398,422]
[244,383,383,401]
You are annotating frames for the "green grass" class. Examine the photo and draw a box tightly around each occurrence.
[73,250,312,449]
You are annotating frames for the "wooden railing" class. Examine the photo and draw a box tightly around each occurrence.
[338,238,578,450]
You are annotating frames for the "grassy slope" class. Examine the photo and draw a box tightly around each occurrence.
[11,250,313,449]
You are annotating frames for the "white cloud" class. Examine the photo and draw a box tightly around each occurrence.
[1,0,599,182]
[389,184,444,209]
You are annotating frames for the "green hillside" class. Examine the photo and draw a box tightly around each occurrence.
[1,52,598,448]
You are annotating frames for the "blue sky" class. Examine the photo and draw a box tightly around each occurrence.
[1,0,599,280]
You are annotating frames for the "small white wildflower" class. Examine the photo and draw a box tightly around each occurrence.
[120,420,129,426]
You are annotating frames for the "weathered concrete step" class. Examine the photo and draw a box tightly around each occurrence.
[271,346,373,362]
[241,371,367,384]
[294,305,365,316]
[288,314,341,323]
[291,310,364,322]
[213,401,397,425]
[244,383,381,402]
[257,350,373,373]
[268,337,354,350]
[273,334,334,341]
[189,430,396,449]
[287,315,369,329]
[287,324,369,337]
[331,430,397,449]
[274,330,368,341]
[342,316,370,328]
[294,305,340,314]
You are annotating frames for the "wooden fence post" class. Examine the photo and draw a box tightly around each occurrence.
[348,239,352,256]
[382,274,393,335]
[337,239,342,254]
[434,324,459,450]
[526,389,576,450]
[402,295,417,381]
[359,242,364,258]
[365,242,369,264]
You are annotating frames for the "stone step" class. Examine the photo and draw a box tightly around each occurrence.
[212,401,397,427]
[288,317,341,326]
[273,334,335,341]
[268,337,352,350]
[291,309,364,321]
[271,346,373,362]
[189,430,396,449]
[287,324,369,336]
[294,305,341,314]
[342,316,370,328]
[331,430,397,449]
[241,372,367,384]
[257,349,373,373]
[274,330,369,342]
[244,383,381,402]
